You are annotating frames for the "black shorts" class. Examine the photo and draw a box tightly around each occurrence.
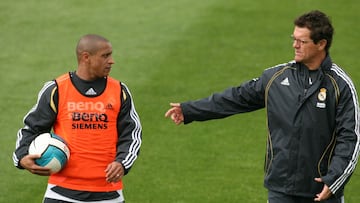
[268,190,344,203]
[43,198,125,203]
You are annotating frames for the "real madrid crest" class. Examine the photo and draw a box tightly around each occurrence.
[318,88,327,101]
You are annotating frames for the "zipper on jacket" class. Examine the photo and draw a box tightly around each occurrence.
[304,88,308,95]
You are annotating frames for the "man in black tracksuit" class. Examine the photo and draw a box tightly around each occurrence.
[165,10,359,203]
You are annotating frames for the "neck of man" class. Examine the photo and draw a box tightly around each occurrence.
[76,65,99,81]
[304,51,327,70]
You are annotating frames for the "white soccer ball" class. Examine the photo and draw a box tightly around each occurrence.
[28,133,70,174]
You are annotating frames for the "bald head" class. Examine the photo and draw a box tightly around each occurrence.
[76,34,110,61]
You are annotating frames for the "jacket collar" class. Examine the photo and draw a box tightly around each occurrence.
[295,54,332,71]
[319,54,332,71]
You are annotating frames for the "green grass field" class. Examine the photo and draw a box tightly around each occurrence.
[1,0,359,202]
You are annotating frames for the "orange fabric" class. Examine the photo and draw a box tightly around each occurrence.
[49,73,123,191]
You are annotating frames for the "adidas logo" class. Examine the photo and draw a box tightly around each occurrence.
[85,88,97,95]
[280,77,290,86]
[105,103,113,110]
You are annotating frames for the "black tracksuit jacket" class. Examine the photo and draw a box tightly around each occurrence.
[181,55,359,198]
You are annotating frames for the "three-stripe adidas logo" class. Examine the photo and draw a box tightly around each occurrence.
[85,88,97,95]
[280,77,290,86]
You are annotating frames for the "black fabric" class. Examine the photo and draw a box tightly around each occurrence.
[268,190,343,203]
[43,198,72,203]
[181,56,358,197]
[51,186,120,201]
[69,71,107,97]
[43,197,125,203]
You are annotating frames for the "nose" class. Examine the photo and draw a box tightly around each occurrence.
[109,56,115,64]
[293,40,300,48]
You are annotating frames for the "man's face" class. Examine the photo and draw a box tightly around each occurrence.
[88,41,115,79]
[292,26,325,69]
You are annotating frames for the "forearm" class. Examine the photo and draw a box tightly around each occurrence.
[182,84,265,124]
[322,88,360,195]
[13,81,57,168]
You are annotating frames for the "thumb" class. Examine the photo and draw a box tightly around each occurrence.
[169,102,180,107]
[28,153,41,159]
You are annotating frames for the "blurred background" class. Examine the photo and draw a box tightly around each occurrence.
[1,0,359,202]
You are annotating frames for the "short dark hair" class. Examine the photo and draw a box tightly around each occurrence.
[76,34,110,61]
[294,10,334,53]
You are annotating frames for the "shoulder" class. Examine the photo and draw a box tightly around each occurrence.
[264,60,296,73]
[120,82,133,94]
[106,76,120,83]
[55,73,70,81]
[328,64,354,83]
[39,80,58,96]
[120,82,133,101]
[260,60,296,81]
[33,80,58,112]
[328,63,357,94]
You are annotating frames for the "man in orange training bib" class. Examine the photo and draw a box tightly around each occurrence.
[13,34,142,203]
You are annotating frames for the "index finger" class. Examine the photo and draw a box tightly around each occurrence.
[165,108,175,117]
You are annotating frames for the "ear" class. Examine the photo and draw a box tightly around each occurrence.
[317,39,327,51]
[79,52,91,63]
